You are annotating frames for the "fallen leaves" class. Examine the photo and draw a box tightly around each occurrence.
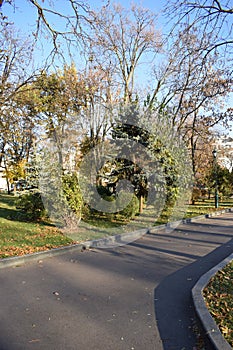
[0,245,51,258]
[0,228,73,258]
[203,260,233,347]
[0,196,74,258]
[28,339,40,343]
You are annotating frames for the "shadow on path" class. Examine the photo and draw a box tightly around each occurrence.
[154,238,233,350]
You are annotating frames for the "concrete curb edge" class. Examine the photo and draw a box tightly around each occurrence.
[0,228,149,269]
[192,253,233,350]
[0,243,84,269]
[84,228,149,249]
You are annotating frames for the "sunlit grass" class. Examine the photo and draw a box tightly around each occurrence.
[185,198,233,218]
[0,193,73,258]
[154,198,233,225]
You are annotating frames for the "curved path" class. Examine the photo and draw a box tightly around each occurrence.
[0,212,232,349]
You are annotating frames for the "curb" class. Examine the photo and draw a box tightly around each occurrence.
[0,207,232,269]
[192,253,233,350]
[84,228,148,249]
[0,228,148,269]
[0,243,84,269]
[149,207,233,234]
[182,207,233,223]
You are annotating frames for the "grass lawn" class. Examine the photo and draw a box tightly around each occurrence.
[1,193,233,258]
[185,198,233,218]
[0,193,74,258]
[154,197,233,225]
[203,261,233,347]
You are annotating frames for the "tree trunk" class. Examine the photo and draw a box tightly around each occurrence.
[139,195,143,213]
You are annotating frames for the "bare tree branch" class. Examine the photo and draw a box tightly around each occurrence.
[0,0,97,63]
[164,0,233,60]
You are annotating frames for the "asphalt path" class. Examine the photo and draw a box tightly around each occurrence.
[0,212,233,350]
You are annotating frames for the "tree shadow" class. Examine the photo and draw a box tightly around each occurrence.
[0,204,54,227]
[154,238,233,350]
[0,207,19,220]
[0,194,15,207]
[130,241,200,260]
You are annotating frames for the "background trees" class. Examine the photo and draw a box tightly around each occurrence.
[0,22,37,191]
[161,0,233,194]
[0,0,232,220]
[0,24,33,162]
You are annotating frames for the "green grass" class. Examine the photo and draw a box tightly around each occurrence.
[0,193,73,258]
[155,198,233,225]
[0,193,233,258]
[203,261,233,347]
[185,198,233,218]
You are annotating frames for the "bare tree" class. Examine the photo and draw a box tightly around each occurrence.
[89,2,162,103]
[1,1,163,103]
[0,23,36,165]
[0,26,35,105]
[145,25,232,185]
[149,27,232,124]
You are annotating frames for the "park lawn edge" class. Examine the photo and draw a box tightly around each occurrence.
[0,194,233,258]
[203,260,233,347]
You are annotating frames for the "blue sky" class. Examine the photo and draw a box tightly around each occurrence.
[3,0,167,35]
[2,0,232,136]
[2,0,168,75]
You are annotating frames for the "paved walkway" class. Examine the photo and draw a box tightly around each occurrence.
[0,212,233,350]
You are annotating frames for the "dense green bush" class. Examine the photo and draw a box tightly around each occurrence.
[16,191,47,220]
[82,192,139,222]
[62,173,83,216]
[16,175,139,224]
[16,174,83,224]
[97,185,113,198]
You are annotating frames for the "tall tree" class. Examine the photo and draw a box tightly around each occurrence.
[89,2,162,103]
[149,26,232,127]
[163,1,233,116]
[26,65,82,168]
[147,26,232,184]
[2,99,35,193]
[24,64,113,171]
